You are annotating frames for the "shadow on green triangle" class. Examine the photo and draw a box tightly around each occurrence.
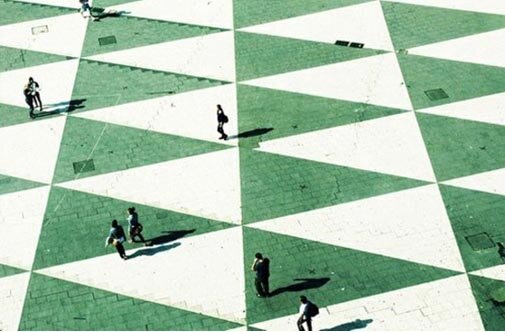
[468,274,505,330]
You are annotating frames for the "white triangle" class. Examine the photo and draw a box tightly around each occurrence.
[0,186,50,270]
[14,0,80,8]
[243,53,413,110]
[382,0,505,15]
[258,112,435,182]
[0,59,80,111]
[249,184,464,272]
[0,117,66,184]
[443,168,505,196]
[240,1,394,51]
[107,0,233,29]
[471,265,505,282]
[37,227,246,323]
[418,92,505,126]
[58,148,242,224]
[0,13,88,57]
[0,272,31,331]
[409,28,505,68]
[74,84,238,146]
[251,274,483,331]
[87,31,235,81]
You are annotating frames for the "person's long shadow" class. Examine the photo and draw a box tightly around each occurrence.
[269,277,330,297]
[128,242,180,259]
[91,8,130,21]
[321,319,373,331]
[145,229,196,246]
[33,99,86,118]
[228,127,274,140]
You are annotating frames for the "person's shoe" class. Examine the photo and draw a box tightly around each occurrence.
[218,136,224,140]
[256,293,264,298]
[122,256,128,260]
[223,135,228,140]
[128,239,133,244]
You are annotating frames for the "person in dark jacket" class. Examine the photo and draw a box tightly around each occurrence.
[216,104,228,140]
[106,219,128,260]
[251,253,270,297]
[28,77,42,111]
[23,85,35,119]
[297,295,313,331]
[127,207,145,244]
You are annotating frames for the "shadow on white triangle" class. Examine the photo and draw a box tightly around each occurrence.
[107,0,233,29]
[243,53,413,110]
[74,84,238,146]
[382,0,505,15]
[249,184,465,272]
[240,1,394,51]
[87,31,235,81]
[0,13,88,57]
[252,275,483,330]
[409,28,505,68]
[0,272,31,331]
[57,148,242,224]
[0,59,80,111]
[0,117,66,184]
[443,168,505,196]
[258,112,435,182]
[0,186,50,270]
[418,92,505,126]
[471,265,505,282]
[14,0,80,8]
[37,227,246,323]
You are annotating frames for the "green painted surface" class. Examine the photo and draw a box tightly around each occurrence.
[382,2,505,50]
[468,275,505,331]
[81,16,223,57]
[0,0,73,26]
[0,263,25,278]
[235,32,383,81]
[243,227,459,324]
[237,85,405,146]
[93,0,138,7]
[399,54,505,110]
[20,273,240,330]
[0,174,44,194]
[33,187,233,269]
[440,185,505,272]
[240,149,427,223]
[70,60,227,111]
[417,114,505,181]
[233,0,372,28]
[0,46,66,72]
[0,103,33,128]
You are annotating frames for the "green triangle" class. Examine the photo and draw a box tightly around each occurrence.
[70,59,227,112]
[233,0,371,28]
[92,0,138,7]
[237,84,405,147]
[468,275,505,330]
[20,273,240,330]
[0,46,67,72]
[0,103,33,128]
[440,185,505,272]
[399,54,505,110]
[243,227,460,324]
[53,117,229,183]
[0,263,25,279]
[235,32,384,81]
[0,0,73,26]
[33,186,233,270]
[240,149,427,223]
[381,2,505,50]
[0,173,44,195]
[81,16,224,57]
[417,113,505,181]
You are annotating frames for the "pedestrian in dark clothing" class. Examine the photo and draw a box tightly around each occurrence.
[251,253,270,297]
[23,85,35,119]
[28,77,42,111]
[106,219,128,260]
[216,104,228,140]
[297,295,319,331]
[127,207,146,244]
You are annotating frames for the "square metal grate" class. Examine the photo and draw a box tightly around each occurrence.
[73,159,96,174]
[334,40,350,47]
[349,42,364,48]
[98,35,117,46]
[31,25,48,35]
[425,88,449,101]
[466,232,495,251]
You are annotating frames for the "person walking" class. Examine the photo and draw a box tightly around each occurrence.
[106,219,128,260]
[216,104,228,140]
[127,207,146,244]
[251,253,270,297]
[23,85,35,119]
[28,77,42,111]
[297,295,319,331]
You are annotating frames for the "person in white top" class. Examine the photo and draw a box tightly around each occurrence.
[297,295,312,331]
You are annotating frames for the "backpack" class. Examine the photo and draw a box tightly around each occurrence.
[223,114,229,123]
[307,302,319,317]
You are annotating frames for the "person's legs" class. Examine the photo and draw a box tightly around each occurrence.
[26,98,35,118]
[115,242,127,259]
[255,278,265,297]
[306,317,312,331]
[34,93,42,109]
[297,317,305,331]
[261,278,269,297]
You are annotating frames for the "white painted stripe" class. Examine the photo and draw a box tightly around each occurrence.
[443,168,505,197]
[0,272,31,331]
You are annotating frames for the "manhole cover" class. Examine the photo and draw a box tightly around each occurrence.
[466,233,495,251]
[98,35,117,46]
[425,88,449,101]
[73,159,95,174]
[334,40,350,47]
[31,25,48,35]
[349,42,364,48]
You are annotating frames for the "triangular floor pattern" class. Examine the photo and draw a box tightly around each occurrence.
[0,173,44,196]
[38,227,246,324]
[249,184,464,272]
[0,272,30,331]
[0,0,73,26]
[58,148,242,224]
[257,112,436,181]
[0,46,66,72]
[240,1,394,51]
[383,0,505,16]
[467,275,505,330]
[444,168,505,197]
